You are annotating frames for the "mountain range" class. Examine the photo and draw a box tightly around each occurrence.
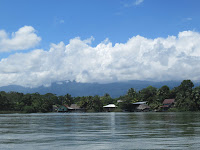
[0,80,197,98]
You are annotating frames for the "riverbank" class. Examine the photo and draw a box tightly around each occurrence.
[0,111,22,114]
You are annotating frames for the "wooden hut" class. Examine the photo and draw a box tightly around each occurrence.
[132,102,150,112]
[67,104,83,112]
[161,99,175,111]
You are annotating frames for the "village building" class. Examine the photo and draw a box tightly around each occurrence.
[161,99,175,111]
[132,101,150,112]
[67,104,84,112]
[57,105,68,112]
[55,104,84,112]
[103,104,117,112]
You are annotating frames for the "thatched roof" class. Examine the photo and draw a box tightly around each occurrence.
[163,99,175,104]
[67,104,81,109]
[137,104,150,110]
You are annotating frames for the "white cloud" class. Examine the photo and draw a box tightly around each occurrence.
[135,0,144,5]
[0,26,41,52]
[0,30,200,87]
[124,0,144,7]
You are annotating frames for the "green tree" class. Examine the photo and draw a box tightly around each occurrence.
[0,95,10,110]
[178,80,194,93]
[127,88,137,99]
[101,93,114,105]
[157,85,170,103]
[175,80,194,111]
[31,93,43,112]
[78,97,88,109]
[63,94,74,105]
[139,86,157,104]
[92,95,103,112]
[191,86,200,111]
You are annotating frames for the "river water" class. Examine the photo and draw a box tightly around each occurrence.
[0,112,200,150]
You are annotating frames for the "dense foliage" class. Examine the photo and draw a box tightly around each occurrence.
[1,80,200,113]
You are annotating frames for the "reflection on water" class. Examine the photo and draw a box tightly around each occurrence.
[0,112,200,149]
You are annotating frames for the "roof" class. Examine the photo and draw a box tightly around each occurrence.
[69,104,80,109]
[103,104,117,108]
[163,99,175,104]
[132,101,147,105]
[137,104,150,110]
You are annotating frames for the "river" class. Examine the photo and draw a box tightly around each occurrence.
[0,112,200,149]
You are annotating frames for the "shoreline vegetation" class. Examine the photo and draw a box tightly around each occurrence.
[0,80,200,113]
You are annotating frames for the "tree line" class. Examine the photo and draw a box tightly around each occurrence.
[0,80,200,113]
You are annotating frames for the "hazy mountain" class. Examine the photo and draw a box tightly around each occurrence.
[0,80,198,98]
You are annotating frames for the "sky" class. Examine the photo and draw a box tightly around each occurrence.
[0,0,200,87]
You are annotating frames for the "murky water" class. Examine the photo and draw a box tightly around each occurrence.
[0,112,200,150]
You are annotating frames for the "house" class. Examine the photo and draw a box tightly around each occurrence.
[67,104,83,112]
[137,104,150,112]
[57,105,68,112]
[103,104,117,112]
[161,99,175,111]
[55,104,84,112]
[132,101,150,112]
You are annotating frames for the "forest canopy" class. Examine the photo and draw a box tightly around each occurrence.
[0,80,200,113]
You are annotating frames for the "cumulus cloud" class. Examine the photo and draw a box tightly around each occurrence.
[0,26,41,52]
[0,30,200,87]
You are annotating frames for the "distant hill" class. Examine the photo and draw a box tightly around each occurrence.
[0,80,198,98]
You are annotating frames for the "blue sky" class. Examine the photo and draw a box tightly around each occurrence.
[1,0,199,48]
[0,0,200,87]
